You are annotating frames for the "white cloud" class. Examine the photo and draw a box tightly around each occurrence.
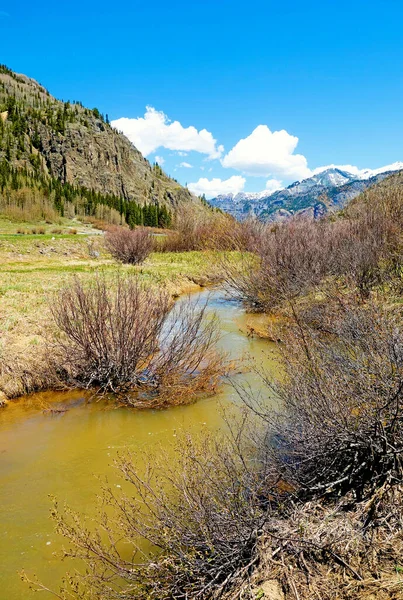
[154,155,165,165]
[265,178,283,193]
[112,107,223,159]
[177,151,188,156]
[188,176,246,198]
[222,125,311,180]
[179,162,193,168]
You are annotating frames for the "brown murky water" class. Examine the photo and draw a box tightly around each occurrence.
[0,289,278,599]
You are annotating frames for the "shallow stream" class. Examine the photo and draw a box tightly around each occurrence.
[0,289,278,599]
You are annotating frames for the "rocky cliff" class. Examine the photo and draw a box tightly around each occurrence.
[0,65,195,209]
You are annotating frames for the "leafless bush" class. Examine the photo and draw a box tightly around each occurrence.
[327,210,391,299]
[231,217,270,253]
[23,428,278,600]
[222,182,403,311]
[24,427,403,600]
[49,275,225,402]
[105,226,153,264]
[245,298,403,501]
[156,211,243,252]
[222,218,330,311]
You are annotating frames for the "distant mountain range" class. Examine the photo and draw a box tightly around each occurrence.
[210,163,403,220]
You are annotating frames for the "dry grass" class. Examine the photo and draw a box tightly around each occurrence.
[244,485,403,600]
[0,233,230,399]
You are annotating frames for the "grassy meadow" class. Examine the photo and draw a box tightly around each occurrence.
[0,216,225,399]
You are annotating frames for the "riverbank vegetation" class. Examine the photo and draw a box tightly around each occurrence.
[22,171,403,599]
[221,171,403,313]
[0,228,229,400]
[27,291,403,599]
[49,275,224,403]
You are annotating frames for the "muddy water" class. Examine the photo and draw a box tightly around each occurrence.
[0,289,278,599]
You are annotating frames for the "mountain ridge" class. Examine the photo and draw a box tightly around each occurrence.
[210,164,403,220]
[0,64,197,214]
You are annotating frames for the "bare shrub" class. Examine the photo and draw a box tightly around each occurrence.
[49,275,224,402]
[230,217,270,253]
[245,298,403,501]
[24,428,403,599]
[156,210,243,252]
[222,217,330,311]
[158,211,203,251]
[222,180,403,311]
[220,251,268,310]
[24,430,277,600]
[326,209,392,300]
[105,226,153,264]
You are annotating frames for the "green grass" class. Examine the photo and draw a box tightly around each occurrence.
[0,230,241,397]
[0,215,99,235]
[0,232,230,360]
[0,214,82,235]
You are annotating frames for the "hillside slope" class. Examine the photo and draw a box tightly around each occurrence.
[0,64,194,211]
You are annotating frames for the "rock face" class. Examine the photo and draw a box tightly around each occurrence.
[37,118,154,199]
[210,166,403,221]
[0,66,195,209]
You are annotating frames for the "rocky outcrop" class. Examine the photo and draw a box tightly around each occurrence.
[0,67,196,209]
[34,117,191,205]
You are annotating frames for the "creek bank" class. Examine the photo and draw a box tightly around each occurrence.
[238,311,288,341]
[0,263,224,402]
[0,288,277,600]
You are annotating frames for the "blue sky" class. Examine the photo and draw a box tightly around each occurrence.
[1,0,403,196]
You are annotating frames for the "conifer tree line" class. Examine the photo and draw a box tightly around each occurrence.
[0,160,172,228]
[0,85,106,143]
[0,63,112,162]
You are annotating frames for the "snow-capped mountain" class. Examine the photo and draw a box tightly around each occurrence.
[313,162,403,181]
[209,163,403,221]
